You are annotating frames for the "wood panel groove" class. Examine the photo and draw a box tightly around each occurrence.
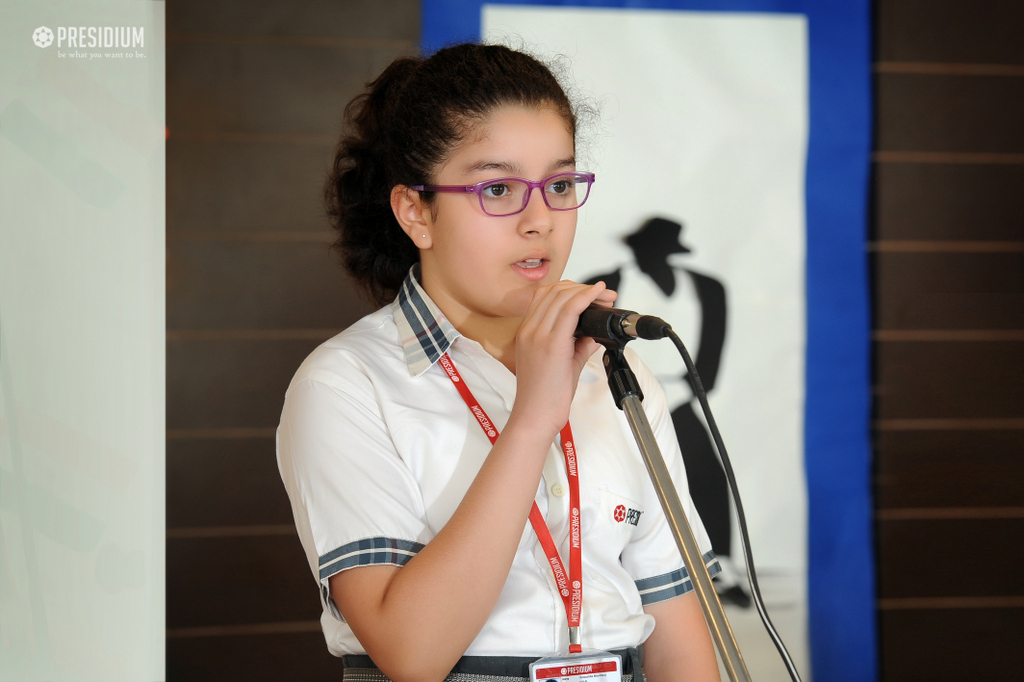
[167,32,416,51]
[167,428,277,439]
[168,131,336,145]
[168,524,296,539]
[167,230,332,242]
[167,620,322,639]
[874,330,1024,341]
[167,329,341,341]
[875,62,1024,76]
[879,597,1024,610]
[875,418,1024,431]
[868,240,1024,252]
[873,151,1024,164]
[876,507,1024,520]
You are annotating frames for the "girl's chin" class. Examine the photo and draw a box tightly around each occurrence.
[499,288,541,319]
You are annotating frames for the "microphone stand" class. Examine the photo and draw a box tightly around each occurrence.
[599,340,752,682]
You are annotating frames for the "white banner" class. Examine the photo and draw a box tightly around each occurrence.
[484,7,809,677]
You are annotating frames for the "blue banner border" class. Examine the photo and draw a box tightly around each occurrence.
[422,2,875,679]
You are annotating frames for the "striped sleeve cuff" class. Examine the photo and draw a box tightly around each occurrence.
[634,551,721,605]
[318,537,425,582]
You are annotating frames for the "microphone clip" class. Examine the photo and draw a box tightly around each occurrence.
[602,345,644,410]
[575,306,670,409]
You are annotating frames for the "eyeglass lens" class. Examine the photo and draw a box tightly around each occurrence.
[479,173,592,216]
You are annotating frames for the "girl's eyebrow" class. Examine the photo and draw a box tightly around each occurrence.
[464,160,520,175]
[463,157,577,175]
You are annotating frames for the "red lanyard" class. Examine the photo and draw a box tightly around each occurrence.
[438,352,583,653]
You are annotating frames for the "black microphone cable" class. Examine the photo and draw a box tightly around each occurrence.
[639,318,804,682]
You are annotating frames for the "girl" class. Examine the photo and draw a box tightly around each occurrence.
[277,43,721,682]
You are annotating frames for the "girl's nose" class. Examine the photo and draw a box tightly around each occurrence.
[517,186,554,235]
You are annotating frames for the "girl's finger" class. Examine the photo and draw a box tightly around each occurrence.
[532,281,606,337]
[558,281,612,330]
[520,282,562,329]
[523,281,597,335]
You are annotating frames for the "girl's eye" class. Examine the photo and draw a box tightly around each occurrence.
[482,183,511,199]
[547,178,574,195]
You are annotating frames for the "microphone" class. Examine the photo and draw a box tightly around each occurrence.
[575,305,671,342]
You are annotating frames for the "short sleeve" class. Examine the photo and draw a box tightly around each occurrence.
[617,349,721,605]
[277,361,429,618]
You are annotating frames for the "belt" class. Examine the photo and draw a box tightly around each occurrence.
[342,646,645,682]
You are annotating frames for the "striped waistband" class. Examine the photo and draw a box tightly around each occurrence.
[343,647,644,680]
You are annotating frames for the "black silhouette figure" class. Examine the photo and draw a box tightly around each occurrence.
[585,217,749,607]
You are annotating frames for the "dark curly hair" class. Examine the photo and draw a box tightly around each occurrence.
[324,43,577,306]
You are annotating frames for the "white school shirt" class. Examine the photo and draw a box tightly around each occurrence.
[277,266,720,658]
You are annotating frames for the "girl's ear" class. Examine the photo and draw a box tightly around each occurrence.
[391,185,433,249]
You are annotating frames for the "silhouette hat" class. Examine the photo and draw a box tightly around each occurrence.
[624,217,692,256]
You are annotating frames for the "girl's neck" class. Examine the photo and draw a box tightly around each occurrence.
[418,265,523,373]
[452,314,521,374]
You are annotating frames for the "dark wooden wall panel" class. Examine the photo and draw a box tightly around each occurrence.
[168,631,343,682]
[167,0,419,40]
[876,341,1024,418]
[167,241,370,330]
[879,609,1023,681]
[874,164,1024,241]
[167,140,335,233]
[877,518,1024,598]
[166,1,419,674]
[875,252,1024,329]
[876,74,1024,153]
[167,338,323,429]
[877,0,1024,64]
[876,430,1024,508]
[873,1,1024,678]
[167,42,401,135]
[167,437,292,528]
[168,535,318,627]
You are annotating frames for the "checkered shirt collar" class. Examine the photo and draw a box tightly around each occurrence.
[391,265,461,378]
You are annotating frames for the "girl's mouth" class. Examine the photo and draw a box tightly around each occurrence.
[512,258,549,281]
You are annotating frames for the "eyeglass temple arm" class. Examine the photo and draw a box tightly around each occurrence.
[409,184,477,193]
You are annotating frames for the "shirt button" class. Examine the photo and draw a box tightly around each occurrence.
[550,483,566,498]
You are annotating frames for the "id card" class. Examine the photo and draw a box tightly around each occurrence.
[529,651,623,682]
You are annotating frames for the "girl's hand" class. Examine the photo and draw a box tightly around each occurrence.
[509,280,617,436]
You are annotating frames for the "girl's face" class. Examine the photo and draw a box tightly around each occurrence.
[416,105,578,323]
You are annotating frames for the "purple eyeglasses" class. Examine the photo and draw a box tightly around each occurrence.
[410,171,595,217]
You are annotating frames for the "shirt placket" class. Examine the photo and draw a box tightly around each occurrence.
[458,340,576,648]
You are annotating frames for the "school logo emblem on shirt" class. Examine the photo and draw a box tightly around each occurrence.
[613,505,643,526]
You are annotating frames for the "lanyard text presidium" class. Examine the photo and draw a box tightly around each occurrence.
[439,352,584,653]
